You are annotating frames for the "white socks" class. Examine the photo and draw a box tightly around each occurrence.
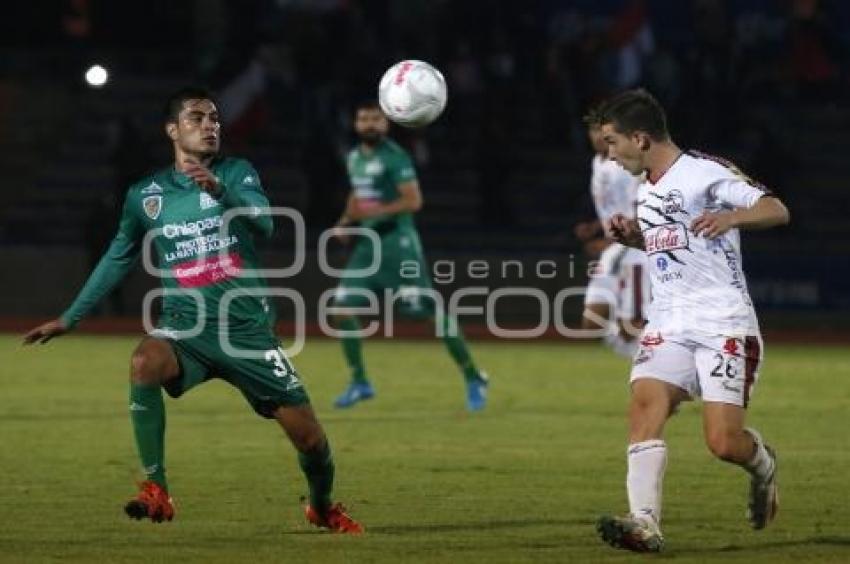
[627,439,667,524]
[605,332,639,358]
[743,427,774,479]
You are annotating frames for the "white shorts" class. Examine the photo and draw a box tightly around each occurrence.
[585,243,649,321]
[630,330,764,407]
[585,270,618,308]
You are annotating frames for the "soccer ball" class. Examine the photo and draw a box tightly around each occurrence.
[378,60,448,128]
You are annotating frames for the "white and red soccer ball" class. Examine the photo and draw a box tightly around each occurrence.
[378,60,448,128]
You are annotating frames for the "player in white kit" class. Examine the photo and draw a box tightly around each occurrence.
[593,89,790,553]
[575,111,649,358]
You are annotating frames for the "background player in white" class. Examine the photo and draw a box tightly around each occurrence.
[574,110,649,358]
[593,89,790,553]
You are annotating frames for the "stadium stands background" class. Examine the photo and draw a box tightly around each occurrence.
[0,0,848,335]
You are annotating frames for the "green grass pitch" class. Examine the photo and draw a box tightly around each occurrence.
[2,335,849,563]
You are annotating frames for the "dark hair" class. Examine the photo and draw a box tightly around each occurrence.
[582,105,604,128]
[354,99,382,114]
[598,89,669,141]
[163,86,217,123]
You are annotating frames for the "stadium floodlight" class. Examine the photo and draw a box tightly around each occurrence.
[84,64,109,87]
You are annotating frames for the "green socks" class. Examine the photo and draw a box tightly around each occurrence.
[440,315,481,382]
[339,317,368,383]
[339,314,479,383]
[298,440,335,512]
[129,383,167,490]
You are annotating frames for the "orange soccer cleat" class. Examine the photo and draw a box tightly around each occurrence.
[124,480,175,523]
[304,502,363,534]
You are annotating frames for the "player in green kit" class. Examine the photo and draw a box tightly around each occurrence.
[331,101,489,411]
[23,87,362,533]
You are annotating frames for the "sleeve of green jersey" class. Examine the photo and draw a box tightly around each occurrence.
[389,149,418,185]
[217,160,273,238]
[60,191,144,329]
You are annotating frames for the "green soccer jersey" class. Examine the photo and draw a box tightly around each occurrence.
[346,138,418,231]
[61,156,275,332]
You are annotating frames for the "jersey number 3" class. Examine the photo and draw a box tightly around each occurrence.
[264,347,301,389]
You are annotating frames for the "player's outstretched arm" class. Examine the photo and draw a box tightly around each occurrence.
[39,192,144,336]
[692,196,790,239]
[23,318,69,345]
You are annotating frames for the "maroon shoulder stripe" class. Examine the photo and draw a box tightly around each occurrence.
[687,149,773,196]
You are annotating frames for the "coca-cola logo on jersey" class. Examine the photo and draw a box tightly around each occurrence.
[644,222,689,254]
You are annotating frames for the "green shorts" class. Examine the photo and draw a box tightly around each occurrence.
[152,318,309,419]
[333,228,435,319]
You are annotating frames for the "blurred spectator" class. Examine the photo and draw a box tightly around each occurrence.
[607,0,655,89]
[108,117,151,203]
[62,0,91,39]
[85,117,152,316]
[678,0,739,146]
[447,40,485,126]
[786,0,843,102]
[484,27,518,105]
[476,99,514,228]
[303,129,347,227]
[544,7,611,144]
[193,0,229,76]
[218,57,271,151]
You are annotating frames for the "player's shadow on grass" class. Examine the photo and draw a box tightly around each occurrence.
[365,517,587,535]
[676,535,850,554]
[283,517,587,536]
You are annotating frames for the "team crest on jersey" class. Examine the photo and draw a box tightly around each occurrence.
[143,196,162,220]
[723,337,741,356]
[364,160,384,175]
[199,191,220,210]
[661,190,685,214]
[141,181,162,194]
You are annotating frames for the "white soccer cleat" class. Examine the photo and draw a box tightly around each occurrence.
[597,513,664,553]
[747,429,779,530]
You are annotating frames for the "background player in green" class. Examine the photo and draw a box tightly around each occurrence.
[23,87,361,533]
[331,101,489,410]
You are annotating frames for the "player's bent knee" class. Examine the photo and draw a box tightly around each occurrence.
[629,392,667,418]
[297,431,327,454]
[130,354,165,386]
[130,339,178,386]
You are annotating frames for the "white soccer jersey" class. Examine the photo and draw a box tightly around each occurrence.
[637,151,770,336]
[591,154,641,224]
